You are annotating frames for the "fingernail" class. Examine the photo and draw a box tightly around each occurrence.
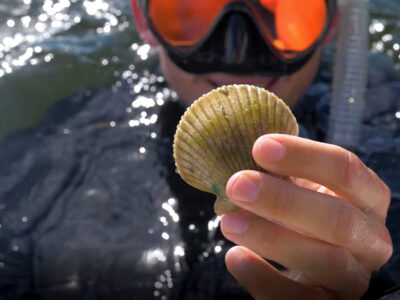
[221,213,249,234]
[254,137,285,162]
[229,173,259,203]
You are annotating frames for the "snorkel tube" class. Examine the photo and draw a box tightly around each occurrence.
[327,0,369,150]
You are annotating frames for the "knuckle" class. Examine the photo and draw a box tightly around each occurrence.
[381,247,394,269]
[379,228,394,266]
[384,242,394,264]
[333,202,360,246]
[338,149,363,191]
[380,180,392,212]
[365,168,391,218]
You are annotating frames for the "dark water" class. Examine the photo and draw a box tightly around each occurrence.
[0,0,399,138]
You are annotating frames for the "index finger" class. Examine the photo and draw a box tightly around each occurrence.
[252,134,391,220]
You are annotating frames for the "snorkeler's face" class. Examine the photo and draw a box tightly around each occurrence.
[159,46,323,108]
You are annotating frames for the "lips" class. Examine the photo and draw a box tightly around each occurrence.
[206,74,279,92]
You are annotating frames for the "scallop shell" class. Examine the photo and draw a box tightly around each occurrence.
[173,84,298,215]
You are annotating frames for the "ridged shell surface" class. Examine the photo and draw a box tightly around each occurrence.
[173,85,298,215]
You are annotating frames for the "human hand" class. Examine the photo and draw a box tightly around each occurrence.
[220,134,393,300]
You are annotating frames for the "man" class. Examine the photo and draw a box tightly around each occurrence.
[131,0,395,299]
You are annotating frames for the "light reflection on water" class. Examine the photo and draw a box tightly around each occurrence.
[369,1,400,70]
[0,0,153,137]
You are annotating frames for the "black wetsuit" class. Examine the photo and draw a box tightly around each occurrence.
[0,53,399,299]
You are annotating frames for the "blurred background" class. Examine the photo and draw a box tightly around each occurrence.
[0,0,399,139]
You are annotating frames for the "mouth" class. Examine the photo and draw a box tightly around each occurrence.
[206,75,279,92]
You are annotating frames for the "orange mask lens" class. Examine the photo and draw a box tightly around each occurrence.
[149,0,328,53]
[274,0,327,52]
[149,0,232,46]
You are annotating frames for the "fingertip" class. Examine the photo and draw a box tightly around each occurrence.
[220,212,249,235]
[225,246,248,273]
[252,135,286,163]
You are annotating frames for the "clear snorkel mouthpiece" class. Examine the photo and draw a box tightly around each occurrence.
[328,0,369,150]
